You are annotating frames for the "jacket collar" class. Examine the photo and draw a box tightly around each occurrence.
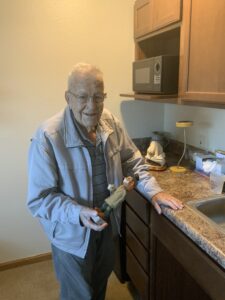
[63,106,114,148]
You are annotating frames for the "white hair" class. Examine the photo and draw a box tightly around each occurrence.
[67,62,103,90]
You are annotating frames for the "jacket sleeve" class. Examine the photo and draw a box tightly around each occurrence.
[27,135,82,225]
[113,116,163,201]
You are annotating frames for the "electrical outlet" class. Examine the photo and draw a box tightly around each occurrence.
[199,134,207,149]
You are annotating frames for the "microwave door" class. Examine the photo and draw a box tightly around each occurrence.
[133,63,153,93]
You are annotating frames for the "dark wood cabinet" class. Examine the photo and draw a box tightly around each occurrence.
[151,209,225,300]
[151,238,211,300]
[124,189,225,300]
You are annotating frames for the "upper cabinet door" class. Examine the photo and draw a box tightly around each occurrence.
[151,0,181,32]
[134,0,181,39]
[134,0,153,39]
[179,0,225,103]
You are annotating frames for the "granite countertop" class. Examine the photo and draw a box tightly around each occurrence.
[150,167,225,270]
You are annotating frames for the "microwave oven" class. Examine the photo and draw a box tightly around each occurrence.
[133,55,179,94]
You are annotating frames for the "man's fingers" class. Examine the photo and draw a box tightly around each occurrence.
[80,207,108,231]
[152,192,184,213]
[85,218,108,231]
[157,198,181,210]
[165,199,179,210]
[170,198,183,209]
[165,196,184,209]
[152,201,162,214]
[91,222,108,231]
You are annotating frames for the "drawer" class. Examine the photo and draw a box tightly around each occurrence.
[126,226,149,274]
[126,189,150,224]
[126,246,149,300]
[126,205,149,249]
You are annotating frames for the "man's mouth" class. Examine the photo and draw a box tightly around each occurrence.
[83,112,97,117]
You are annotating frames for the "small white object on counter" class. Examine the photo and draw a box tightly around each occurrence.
[210,172,225,194]
[202,160,217,174]
[195,153,216,172]
[145,140,166,166]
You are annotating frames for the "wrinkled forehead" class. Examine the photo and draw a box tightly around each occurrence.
[69,72,104,93]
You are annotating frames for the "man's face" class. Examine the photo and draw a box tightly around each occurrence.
[66,75,104,131]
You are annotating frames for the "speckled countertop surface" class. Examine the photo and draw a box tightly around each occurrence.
[151,168,225,270]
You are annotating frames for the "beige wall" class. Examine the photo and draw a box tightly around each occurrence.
[0,0,165,263]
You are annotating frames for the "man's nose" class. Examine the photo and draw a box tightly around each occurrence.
[87,97,97,108]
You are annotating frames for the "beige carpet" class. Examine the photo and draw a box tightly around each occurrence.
[0,260,140,300]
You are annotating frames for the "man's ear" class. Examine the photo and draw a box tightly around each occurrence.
[65,91,70,104]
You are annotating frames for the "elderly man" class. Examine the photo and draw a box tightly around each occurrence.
[27,63,183,300]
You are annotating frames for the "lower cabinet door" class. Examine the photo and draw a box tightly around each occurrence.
[126,246,149,300]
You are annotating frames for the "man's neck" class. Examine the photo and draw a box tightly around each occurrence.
[87,130,97,144]
[82,125,97,144]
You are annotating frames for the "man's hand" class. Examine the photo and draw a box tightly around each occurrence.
[151,192,183,214]
[79,207,108,231]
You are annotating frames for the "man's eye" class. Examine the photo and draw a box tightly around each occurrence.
[94,95,104,102]
[79,95,88,100]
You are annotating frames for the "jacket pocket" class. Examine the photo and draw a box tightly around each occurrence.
[52,222,86,246]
